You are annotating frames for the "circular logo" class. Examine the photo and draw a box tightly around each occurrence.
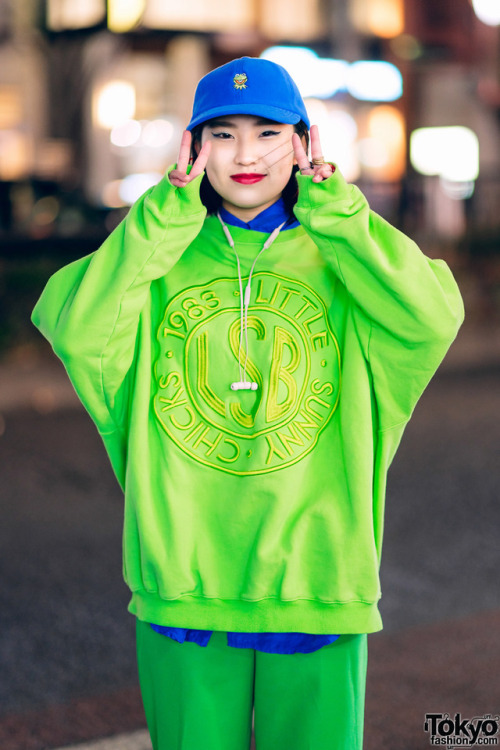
[154,273,341,475]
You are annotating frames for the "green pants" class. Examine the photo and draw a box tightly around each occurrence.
[136,619,368,750]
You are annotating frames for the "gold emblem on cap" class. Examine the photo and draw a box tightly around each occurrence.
[233,73,248,90]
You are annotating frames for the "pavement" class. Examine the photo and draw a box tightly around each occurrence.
[54,732,151,750]
[1,318,499,750]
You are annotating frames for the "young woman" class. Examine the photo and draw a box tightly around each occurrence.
[32,57,464,750]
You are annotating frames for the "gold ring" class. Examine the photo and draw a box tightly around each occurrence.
[312,157,325,165]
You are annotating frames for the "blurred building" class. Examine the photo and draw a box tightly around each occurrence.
[0,0,499,254]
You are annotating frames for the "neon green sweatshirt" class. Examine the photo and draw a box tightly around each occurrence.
[32,166,464,634]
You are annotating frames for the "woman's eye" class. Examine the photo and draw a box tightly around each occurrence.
[261,130,281,137]
[212,131,232,139]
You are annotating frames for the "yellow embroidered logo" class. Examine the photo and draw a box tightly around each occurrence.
[154,272,341,476]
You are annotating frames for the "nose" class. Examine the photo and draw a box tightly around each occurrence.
[234,137,259,166]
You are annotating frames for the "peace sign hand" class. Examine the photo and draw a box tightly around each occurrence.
[169,130,211,188]
[292,125,334,183]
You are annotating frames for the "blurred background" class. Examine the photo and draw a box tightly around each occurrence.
[0,1,499,749]
[1,0,500,352]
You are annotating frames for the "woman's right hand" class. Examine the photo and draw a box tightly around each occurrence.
[169,130,211,188]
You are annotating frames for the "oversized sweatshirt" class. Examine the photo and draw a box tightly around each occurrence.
[148,198,341,654]
[31,165,464,635]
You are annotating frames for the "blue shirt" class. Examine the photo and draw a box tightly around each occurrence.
[150,197,341,655]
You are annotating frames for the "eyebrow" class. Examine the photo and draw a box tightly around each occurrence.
[207,117,281,128]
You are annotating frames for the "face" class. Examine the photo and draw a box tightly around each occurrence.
[198,114,303,222]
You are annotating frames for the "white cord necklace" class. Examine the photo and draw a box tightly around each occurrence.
[217,211,286,391]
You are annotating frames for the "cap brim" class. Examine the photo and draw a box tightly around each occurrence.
[187,103,306,131]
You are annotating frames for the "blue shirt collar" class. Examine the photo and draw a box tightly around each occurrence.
[218,197,299,233]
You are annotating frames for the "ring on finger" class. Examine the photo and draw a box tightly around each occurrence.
[312,157,325,165]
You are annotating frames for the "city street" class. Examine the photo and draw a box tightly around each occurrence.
[1,322,499,750]
[1,2,499,749]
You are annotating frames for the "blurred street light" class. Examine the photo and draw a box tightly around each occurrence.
[94,81,136,129]
[47,0,105,30]
[410,126,480,183]
[0,130,31,180]
[362,105,406,180]
[142,0,253,32]
[119,172,163,204]
[471,0,500,26]
[260,47,402,102]
[110,119,142,148]
[304,98,359,180]
[108,0,146,32]
[349,0,404,38]
[142,119,174,148]
[260,46,348,99]
[0,86,23,129]
[346,61,403,101]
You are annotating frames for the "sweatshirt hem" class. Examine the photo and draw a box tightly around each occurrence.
[127,590,383,634]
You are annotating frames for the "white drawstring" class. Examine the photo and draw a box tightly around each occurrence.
[217,212,286,390]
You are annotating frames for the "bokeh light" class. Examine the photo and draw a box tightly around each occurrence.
[0,130,31,180]
[365,105,406,180]
[304,99,360,180]
[471,0,500,26]
[410,126,479,182]
[142,119,174,148]
[261,46,403,102]
[260,46,348,98]
[349,0,404,38]
[110,119,142,148]
[108,0,146,32]
[119,172,163,204]
[32,197,60,226]
[346,62,403,101]
[102,180,127,208]
[390,34,423,61]
[358,138,388,168]
[47,0,105,30]
[94,81,136,130]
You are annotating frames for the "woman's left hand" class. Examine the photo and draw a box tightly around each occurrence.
[292,125,334,183]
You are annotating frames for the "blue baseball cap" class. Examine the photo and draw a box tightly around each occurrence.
[187,56,310,131]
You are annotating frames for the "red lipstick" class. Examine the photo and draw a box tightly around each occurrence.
[230,173,266,184]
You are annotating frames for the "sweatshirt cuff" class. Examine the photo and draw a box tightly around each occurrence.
[295,164,353,209]
[145,164,206,218]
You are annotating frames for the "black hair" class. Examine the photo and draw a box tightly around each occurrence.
[189,119,310,215]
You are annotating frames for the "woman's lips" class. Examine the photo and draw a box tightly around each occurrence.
[230,174,266,184]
